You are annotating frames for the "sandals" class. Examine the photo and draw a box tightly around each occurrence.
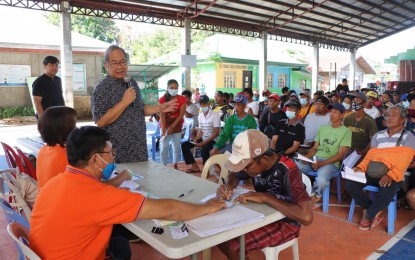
[185,168,201,173]
[370,215,384,230]
[359,219,371,231]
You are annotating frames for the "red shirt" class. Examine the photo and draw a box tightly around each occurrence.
[159,94,186,128]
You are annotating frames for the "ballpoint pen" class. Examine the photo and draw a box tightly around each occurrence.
[178,188,194,198]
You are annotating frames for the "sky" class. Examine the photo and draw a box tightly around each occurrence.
[1,5,414,63]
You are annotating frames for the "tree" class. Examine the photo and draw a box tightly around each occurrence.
[46,13,119,44]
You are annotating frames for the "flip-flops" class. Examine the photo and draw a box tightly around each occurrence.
[185,168,200,173]
[359,219,371,231]
[370,215,384,230]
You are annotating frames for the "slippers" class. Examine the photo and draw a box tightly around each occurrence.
[370,215,384,230]
[185,168,200,173]
[359,219,371,231]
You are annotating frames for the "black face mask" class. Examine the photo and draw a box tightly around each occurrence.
[352,102,363,111]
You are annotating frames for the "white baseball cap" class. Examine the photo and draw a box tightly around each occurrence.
[225,129,269,172]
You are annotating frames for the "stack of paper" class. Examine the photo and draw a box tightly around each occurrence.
[341,166,366,183]
[295,153,317,164]
[185,205,265,237]
[119,180,140,191]
[201,187,251,208]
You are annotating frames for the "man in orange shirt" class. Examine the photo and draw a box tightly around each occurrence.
[30,126,226,259]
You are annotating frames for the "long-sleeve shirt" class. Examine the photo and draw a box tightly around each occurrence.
[213,114,257,149]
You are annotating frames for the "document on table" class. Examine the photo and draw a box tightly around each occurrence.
[185,205,265,237]
[295,153,317,164]
[109,170,144,181]
[341,166,366,183]
[200,187,251,208]
[119,180,140,191]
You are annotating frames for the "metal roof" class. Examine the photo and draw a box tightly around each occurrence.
[127,65,177,82]
[2,0,415,52]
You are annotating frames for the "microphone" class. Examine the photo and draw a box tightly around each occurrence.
[124,75,135,107]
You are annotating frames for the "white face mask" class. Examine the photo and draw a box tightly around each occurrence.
[342,102,351,110]
[402,100,410,108]
[286,110,296,119]
[299,98,308,105]
[168,89,178,96]
[201,106,209,113]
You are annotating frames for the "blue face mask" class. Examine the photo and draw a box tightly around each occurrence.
[299,98,308,105]
[263,97,268,102]
[402,100,410,108]
[253,96,259,101]
[201,106,209,113]
[286,110,296,119]
[342,102,351,110]
[168,89,178,96]
[97,155,116,181]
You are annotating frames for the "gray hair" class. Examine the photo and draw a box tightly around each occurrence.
[387,105,407,120]
[104,45,128,63]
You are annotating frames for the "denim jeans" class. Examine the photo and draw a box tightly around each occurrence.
[296,157,339,196]
[160,132,182,165]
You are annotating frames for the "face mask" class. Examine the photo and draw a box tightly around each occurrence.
[407,109,415,118]
[299,98,308,105]
[352,102,363,111]
[253,96,259,101]
[263,97,268,102]
[168,89,178,96]
[286,111,296,119]
[342,102,351,110]
[201,106,209,113]
[97,155,116,181]
[402,100,410,108]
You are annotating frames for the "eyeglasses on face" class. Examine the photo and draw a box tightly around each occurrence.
[96,149,117,158]
[109,60,128,68]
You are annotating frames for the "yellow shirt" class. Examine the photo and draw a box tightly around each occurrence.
[299,104,315,119]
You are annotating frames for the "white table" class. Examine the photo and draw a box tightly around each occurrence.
[119,160,285,260]
[16,136,45,156]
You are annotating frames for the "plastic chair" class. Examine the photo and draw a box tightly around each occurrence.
[1,177,32,221]
[347,185,397,234]
[1,142,25,174]
[261,238,299,260]
[201,154,230,180]
[149,126,161,160]
[0,198,29,229]
[7,222,41,260]
[306,170,341,213]
[14,146,37,180]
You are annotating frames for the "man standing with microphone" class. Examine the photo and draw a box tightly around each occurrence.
[91,45,176,163]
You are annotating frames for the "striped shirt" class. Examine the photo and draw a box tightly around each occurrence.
[198,109,221,141]
[371,128,415,149]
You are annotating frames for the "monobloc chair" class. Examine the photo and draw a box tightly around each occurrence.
[7,222,41,260]
[0,176,32,221]
[260,174,311,260]
[347,185,397,234]
[200,154,230,181]
[0,198,29,229]
[306,170,341,213]
[149,126,161,160]
[14,146,37,180]
[1,142,25,174]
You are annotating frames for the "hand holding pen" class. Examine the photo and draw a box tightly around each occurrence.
[216,177,233,201]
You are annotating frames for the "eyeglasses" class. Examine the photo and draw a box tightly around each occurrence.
[244,156,261,171]
[96,149,117,158]
[109,60,128,68]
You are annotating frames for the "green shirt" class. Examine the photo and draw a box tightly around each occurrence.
[214,114,257,149]
[315,124,352,167]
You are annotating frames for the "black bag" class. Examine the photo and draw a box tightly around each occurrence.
[263,111,276,138]
[366,129,405,179]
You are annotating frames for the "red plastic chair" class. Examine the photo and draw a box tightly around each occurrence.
[1,142,25,173]
[14,146,37,180]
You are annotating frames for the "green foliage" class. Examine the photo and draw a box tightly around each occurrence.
[0,106,34,119]
[46,12,118,44]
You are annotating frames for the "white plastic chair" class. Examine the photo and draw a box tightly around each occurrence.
[0,173,32,221]
[200,154,230,181]
[7,222,41,260]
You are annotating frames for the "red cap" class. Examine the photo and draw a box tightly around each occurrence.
[268,93,280,100]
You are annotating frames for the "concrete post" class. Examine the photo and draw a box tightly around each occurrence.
[349,48,356,90]
[182,19,191,90]
[259,32,267,93]
[312,42,319,93]
[60,1,74,108]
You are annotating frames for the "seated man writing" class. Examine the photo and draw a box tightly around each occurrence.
[297,103,351,202]
[216,129,312,260]
[346,105,415,230]
[29,126,226,259]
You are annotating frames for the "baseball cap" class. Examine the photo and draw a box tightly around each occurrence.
[284,100,301,110]
[383,101,393,108]
[366,91,378,99]
[199,95,210,104]
[300,89,311,97]
[268,93,280,100]
[262,89,271,96]
[331,103,345,113]
[225,129,269,172]
[400,93,408,101]
[315,96,330,106]
[233,93,247,104]
[352,92,367,103]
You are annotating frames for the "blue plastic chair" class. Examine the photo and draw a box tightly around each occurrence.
[305,170,341,213]
[149,126,161,160]
[347,185,397,234]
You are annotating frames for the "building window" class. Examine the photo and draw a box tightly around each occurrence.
[267,73,273,89]
[224,71,236,88]
[278,73,287,88]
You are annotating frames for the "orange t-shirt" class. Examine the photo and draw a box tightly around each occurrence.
[30,166,145,260]
[36,145,68,189]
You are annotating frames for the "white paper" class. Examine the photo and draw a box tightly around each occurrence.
[119,180,140,191]
[342,151,361,168]
[169,224,189,239]
[127,169,144,180]
[152,219,177,226]
[295,153,317,163]
[200,187,251,208]
[341,166,366,183]
[186,205,265,237]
